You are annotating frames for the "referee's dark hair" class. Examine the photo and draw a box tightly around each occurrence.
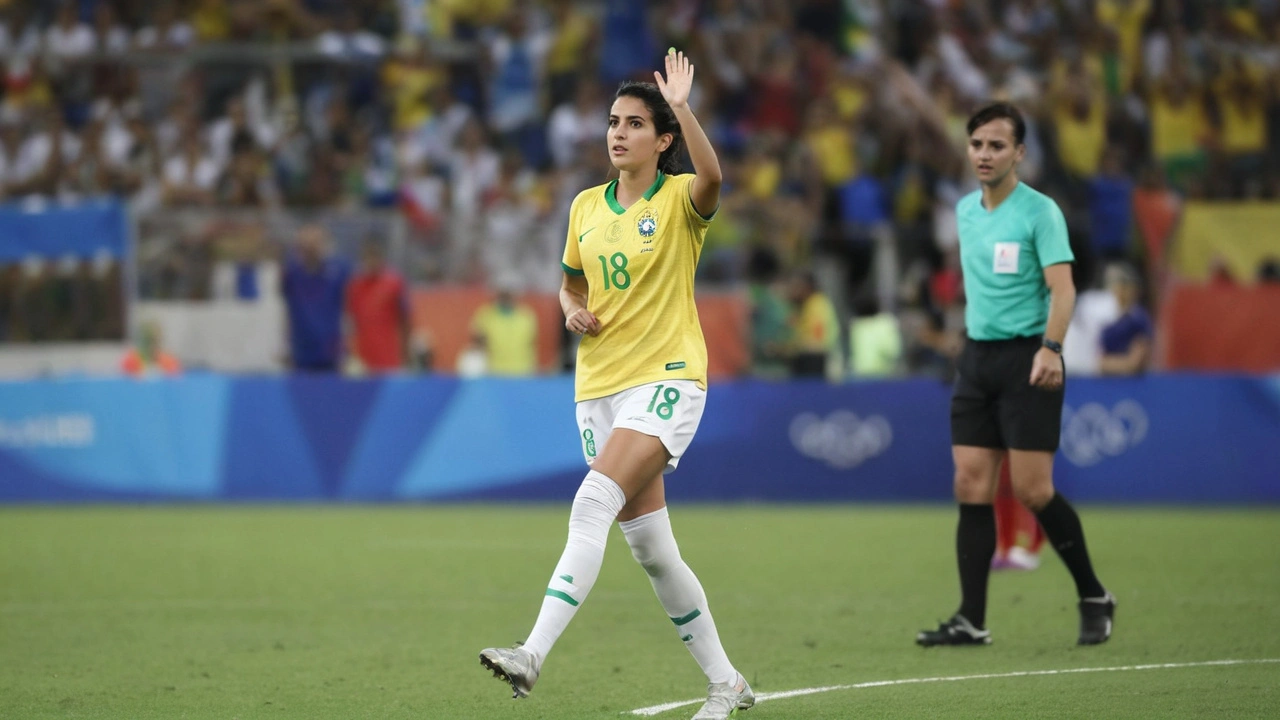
[966,102,1027,146]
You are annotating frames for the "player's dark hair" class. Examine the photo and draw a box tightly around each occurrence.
[966,102,1026,146]
[614,81,685,175]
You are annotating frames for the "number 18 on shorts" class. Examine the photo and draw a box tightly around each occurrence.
[575,380,706,474]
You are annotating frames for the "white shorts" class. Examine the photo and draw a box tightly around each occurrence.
[575,380,706,474]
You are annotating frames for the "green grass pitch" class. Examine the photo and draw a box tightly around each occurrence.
[2,506,1278,719]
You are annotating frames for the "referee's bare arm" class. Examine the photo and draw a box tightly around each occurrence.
[1030,263,1075,388]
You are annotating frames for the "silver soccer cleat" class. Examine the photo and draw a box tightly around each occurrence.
[478,644,539,699]
[691,673,755,719]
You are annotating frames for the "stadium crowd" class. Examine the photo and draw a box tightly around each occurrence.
[2,0,1279,376]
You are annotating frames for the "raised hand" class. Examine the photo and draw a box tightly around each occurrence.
[655,49,693,109]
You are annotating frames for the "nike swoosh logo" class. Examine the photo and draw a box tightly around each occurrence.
[578,227,595,243]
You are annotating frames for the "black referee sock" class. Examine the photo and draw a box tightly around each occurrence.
[1036,492,1107,599]
[955,503,996,629]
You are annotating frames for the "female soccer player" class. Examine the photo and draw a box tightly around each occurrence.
[916,102,1116,648]
[480,51,754,720]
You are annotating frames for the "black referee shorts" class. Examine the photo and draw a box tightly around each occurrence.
[950,336,1064,452]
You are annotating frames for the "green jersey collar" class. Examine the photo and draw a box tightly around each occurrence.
[604,171,666,215]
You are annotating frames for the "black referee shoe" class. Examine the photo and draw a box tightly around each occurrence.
[1078,592,1117,645]
[916,614,992,647]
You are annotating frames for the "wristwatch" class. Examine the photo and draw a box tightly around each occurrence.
[1042,337,1063,354]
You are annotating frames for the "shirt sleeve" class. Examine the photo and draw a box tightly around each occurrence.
[1032,200,1074,267]
[681,173,717,227]
[561,194,584,276]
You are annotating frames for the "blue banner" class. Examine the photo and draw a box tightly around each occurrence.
[1,375,1277,504]
[0,199,129,261]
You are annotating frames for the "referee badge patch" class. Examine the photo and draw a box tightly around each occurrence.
[637,208,659,239]
[994,242,1020,274]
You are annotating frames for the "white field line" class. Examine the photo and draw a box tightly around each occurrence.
[627,658,1280,716]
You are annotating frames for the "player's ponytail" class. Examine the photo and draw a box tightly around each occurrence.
[615,81,685,175]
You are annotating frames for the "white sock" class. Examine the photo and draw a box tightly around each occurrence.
[522,470,627,667]
[619,507,738,686]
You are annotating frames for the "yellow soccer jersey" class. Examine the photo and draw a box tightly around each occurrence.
[562,172,712,401]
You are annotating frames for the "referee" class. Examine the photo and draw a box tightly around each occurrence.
[916,103,1116,647]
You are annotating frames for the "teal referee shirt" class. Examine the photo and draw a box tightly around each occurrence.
[957,182,1074,341]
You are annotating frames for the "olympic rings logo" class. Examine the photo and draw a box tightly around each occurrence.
[1059,400,1148,467]
[789,411,894,469]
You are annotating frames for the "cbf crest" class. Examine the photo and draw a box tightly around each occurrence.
[637,208,659,240]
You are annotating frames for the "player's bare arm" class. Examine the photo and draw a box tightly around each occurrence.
[561,271,599,336]
[655,49,721,217]
[1031,262,1075,389]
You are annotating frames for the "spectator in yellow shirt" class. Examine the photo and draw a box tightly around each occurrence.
[1052,74,1107,180]
[788,271,840,379]
[804,98,857,189]
[1212,57,1268,198]
[1149,70,1210,193]
[470,286,538,376]
[382,38,445,132]
[545,0,598,108]
[1095,0,1151,93]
